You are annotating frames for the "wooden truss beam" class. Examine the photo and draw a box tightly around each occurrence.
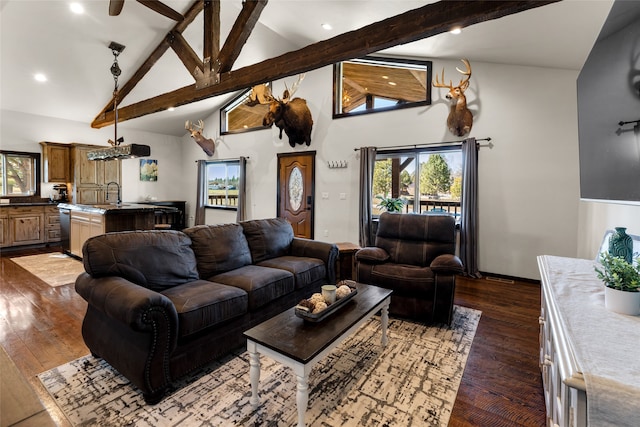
[92,0,559,129]
[93,0,203,122]
[137,0,184,21]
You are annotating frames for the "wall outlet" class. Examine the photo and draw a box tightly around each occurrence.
[323,229,329,237]
[339,193,346,200]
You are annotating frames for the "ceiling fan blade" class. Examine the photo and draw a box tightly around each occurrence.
[136,0,183,21]
[109,0,125,16]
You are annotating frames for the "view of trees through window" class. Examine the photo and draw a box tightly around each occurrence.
[0,151,38,197]
[373,148,462,217]
[206,160,240,209]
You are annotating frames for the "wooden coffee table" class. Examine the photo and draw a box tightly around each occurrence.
[243,283,392,427]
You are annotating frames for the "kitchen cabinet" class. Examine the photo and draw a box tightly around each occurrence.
[40,142,70,183]
[8,206,44,246]
[71,144,121,205]
[45,205,61,242]
[0,205,62,248]
[0,210,8,247]
[69,210,104,257]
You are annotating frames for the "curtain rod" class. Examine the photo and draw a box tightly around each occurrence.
[194,157,249,162]
[354,137,493,151]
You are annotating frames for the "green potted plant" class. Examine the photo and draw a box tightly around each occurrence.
[594,252,640,315]
[376,196,405,213]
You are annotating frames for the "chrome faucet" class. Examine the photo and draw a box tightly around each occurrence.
[106,181,121,205]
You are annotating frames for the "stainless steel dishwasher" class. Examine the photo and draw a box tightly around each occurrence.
[59,207,71,255]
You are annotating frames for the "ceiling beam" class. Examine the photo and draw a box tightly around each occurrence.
[93,0,203,122]
[92,0,559,129]
[168,30,203,77]
[137,0,184,21]
[203,0,220,68]
[217,0,268,74]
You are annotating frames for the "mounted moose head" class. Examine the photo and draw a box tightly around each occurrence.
[433,59,474,137]
[246,75,313,147]
[185,120,215,156]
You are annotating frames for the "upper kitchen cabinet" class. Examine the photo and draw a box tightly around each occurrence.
[71,144,121,205]
[40,142,70,183]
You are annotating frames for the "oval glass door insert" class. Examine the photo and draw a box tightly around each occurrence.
[288,166,303,211]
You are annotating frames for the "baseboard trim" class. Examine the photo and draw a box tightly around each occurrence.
[478,271,540,285]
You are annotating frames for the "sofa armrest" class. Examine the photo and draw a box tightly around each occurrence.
[75,272,179,343]
[290,238,339,283]
[430,254,464,274]
[355,247,390,264]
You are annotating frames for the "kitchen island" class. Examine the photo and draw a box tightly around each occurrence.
[58,203,176,258]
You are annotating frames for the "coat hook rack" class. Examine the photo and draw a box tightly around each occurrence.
[327,160,348,169]
[618,119,640,131]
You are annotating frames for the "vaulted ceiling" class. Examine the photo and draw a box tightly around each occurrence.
[0,0,614,137]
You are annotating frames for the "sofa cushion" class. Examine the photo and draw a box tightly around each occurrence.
[82,230,199,292]
[209,265,294,310]
[257,256,325,290]
[240,218,293,263]
[183,224,252,278]
[161,280,248,338]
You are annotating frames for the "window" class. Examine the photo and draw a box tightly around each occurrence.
[220,85,271,134]
[372,146,461,218]
[205,160,240,209]
[334,56,432,118]
[0,151,40,197]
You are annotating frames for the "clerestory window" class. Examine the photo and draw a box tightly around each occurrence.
[333,56,432,119]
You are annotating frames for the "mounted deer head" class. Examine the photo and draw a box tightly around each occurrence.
[433,59,474,137]
[247,75,313,147]
[185,119,215,156]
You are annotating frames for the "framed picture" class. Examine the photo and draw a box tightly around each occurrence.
[140,159,158,181]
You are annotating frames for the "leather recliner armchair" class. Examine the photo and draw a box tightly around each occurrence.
[356,212,463,324]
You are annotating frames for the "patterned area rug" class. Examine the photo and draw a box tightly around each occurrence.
[38,306,481,427]
[11,253,84,287]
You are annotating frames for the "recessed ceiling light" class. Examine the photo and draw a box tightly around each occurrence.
[167,107,175,112]
[450,27,462,35]
[70,2,84,14]
[382,75,389,79]
[388,81,397,86]
[321,23,332,30]
[34,73,47,82]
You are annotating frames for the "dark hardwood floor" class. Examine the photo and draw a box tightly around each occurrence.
[0,245,546,426]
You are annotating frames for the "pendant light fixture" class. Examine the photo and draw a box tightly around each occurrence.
[88,41,151,161]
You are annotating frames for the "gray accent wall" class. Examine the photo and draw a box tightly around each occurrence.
[578,0,640,202]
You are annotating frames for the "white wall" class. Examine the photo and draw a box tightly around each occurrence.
[181,59,583,280]
[0,109,185,203]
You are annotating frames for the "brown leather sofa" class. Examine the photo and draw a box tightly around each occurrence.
[75,218,338,404]
[355,212,463,324]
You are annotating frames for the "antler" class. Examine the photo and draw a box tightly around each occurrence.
[283,74,305,103]
[185,120,204,132]
[432,68,453,89]
[455,59,472,90]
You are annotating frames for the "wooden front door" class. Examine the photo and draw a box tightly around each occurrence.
[277,152,315,239]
